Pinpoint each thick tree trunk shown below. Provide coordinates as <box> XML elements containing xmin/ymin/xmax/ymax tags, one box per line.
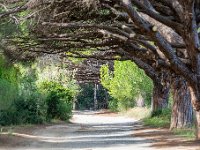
<box><xmin>170</xmin><ymin>76</ymin><xmax>193</xmax><ymax>129</ymax></box>
<box><xmin>151</xmin><ymin>70</ymin><xmax>170</xmax><ymax>113</ymax></box>
<box><xmin>151</xmin><ymin>81</ymin><xmax>170</xmax><ymax>112</ymax></box>
<box><xmin>189</xmin><ymin>85</ymin><xmax>200</xmax><ymax>140</ymax></box>
<box><xmin>195</xmin><ymin>111</ymin><xmax>200</xmax><ymax>139</ymax></box>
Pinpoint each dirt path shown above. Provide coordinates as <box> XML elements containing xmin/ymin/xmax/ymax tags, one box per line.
<box><xmin>0</xmin><ymin>111</ymin><xmax>200</xmax><ymax>150</ymax></box>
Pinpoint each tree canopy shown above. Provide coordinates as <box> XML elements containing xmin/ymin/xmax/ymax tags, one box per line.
<box><xmin>1</xmin><ymin>0</ymin><xmax>200</xmax><ymax>139</ymax></box>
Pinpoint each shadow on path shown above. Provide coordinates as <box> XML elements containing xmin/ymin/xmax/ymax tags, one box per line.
<box><xmin>133</xmin><ymin>126</ymin><xmax>200</xmax><ymax>150</ymax></box>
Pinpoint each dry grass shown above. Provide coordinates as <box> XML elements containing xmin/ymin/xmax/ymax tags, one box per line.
<box><xmin>120</xmin><ymin>107</ymin><xmax>151</xmax><ymax>120</ymax></box>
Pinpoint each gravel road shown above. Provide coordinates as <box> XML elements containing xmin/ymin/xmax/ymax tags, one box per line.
<box><xmin>15</xmin><ymin>111</ymin><xmax>153</xmax><ymax>150</ymax></box>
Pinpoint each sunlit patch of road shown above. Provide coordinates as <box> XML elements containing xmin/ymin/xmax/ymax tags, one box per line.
<box><xmin>0</xmin><ymin>111</ymin><xmax>155</xmax><ymax>150</ymax></box>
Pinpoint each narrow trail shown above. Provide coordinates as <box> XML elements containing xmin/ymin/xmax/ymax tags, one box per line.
<box><xmin>0</xmin><ymin>111</ymin><xmax>199</xmax><ymax>150</ymax></box>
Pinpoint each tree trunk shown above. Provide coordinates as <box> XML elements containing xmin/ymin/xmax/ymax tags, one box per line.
<box><xmin>195</xmin><ymin>111</ymin><xmax>200</xmax><ymax>139</ymax></box>
<box><xmin>170</xmin><ymin>76</ymin><xmax>193</xmax><ymax>129</ymax></box>
<box><xmin>94</xmin><ymin>83</ymin><xmax>98</xmax><ymax>110</ymax></box>
<box><xmin>151</xmin><ymin>81</ymin><xmax>170</xmax><ymax>112</ymax></box>
<box><xmin>136</xmin><ymin>93</ymin><xmax>145</xmax><ymax>107</ymax></box>
<box><xmin>189</xmin><ymin>85</ymin><xmax>200</xmax><ymax>140</ymax></box>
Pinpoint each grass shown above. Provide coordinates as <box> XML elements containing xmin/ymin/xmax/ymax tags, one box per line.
<box><xmin>142</xmin><ymin>108</ymin><xmax>196</xmax><ymax>139</ymax></box>
<box><xmin>143</xmin><ymin>109</ymin><xmax>171</xmax><ymax>128</ymax></box>
<box><xmin>120</xmin><ymin>107</ymin><xmax>151</xmax><ymax>120</ymax></box>
<box><xmin>143</xmin><ymin>116</ymin><xmax>170</xmax><ymax>128</ymax></box>
<box><xmin>172</xmin><ymin>128</ymin><xmax>195</xmax><ymax>139</ymax></box>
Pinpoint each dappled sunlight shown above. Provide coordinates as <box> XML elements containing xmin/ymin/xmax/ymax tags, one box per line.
<box><xmin>1</xmin><ymin>111</ymin><xmax>199</xmax><ymax>150</ymax></box>
<box><xmin>71</xmin><ymin>113</ymin><xmax>137</xmax><ymax>125</ymax></box>
<box><xmin>0</xmin><ymin>111</ymin><xmax>153</xmax><ymax>150</ymax></box>
<box><xmin>1</xmin><ymin>0</ymin><xmax>200</xmax><ymax>149</ymax></box>
<box><xmin>1</xmin><ymin>132</ymin><xmax>68</xmax><ymax>141</ymax></box>
<box><xmin>133</xmin><ymin>127</ymin><xmax>200</xmax><ymax>150</ymax></box>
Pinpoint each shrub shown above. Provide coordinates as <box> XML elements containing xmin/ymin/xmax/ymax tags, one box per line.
<box><xmin>0</xmin><ymin>94</ymin><xmax>47</xmax><ymax>126</ymax></box>
<box><xmin>108</xmin><ymin>98</ymin><xmax>119</xmax><ymax>112</ymax></box>
<box><xmin>14</xmin><ymin>95</ymin><xmax>47</xmax><ymax>124</ymax></box>
<box><xmin>0</xmin><ymin>109</ymin><xmax>19</xmax><ymax>126</ymax></box>
<box><xmin>0</xmin><ymin>79</ymin><xmax>18</xmax><ymax>111</ymax></box>
<box><xmin>41</xmin><ymin>81</ymin><xmax>73</xmax><ymax>121</ymax></box>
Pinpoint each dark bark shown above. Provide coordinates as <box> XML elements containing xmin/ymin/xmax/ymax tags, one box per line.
<box><xmin>152</xmin><ymin>81</ymin><xmax>170</xmax><ymax>112</ymax></box>
<box><xmin>170</xmin><ymin>76</ymin><xmax>193</xmax><ymax>129</ymax></box>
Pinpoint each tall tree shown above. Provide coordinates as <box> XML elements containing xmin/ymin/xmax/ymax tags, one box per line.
<box><xmin>1</xmin><ymin>0</ymin><xmax>200</xmax><ymax>138</ymax></box>
<box><xmin>170</xmin><ymin>76</ymin><xmax>193</xmax><ymax>129</ymax></box>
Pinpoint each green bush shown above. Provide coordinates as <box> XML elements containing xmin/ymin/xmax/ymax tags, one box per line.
<box><xmin>108</xmin><ymin>98</ymin><xmax>118</xmax><ymax>112</ymax></box>
<box><xmin>41</xmin><ymin>81</ymin><xmax>73</xmax><ymax>121</ymax></box>
<box><xmin>0</xmin><ymin>81</ymin><xmax>74</xmax><ymax>126</ymax></box>
<box><xmin>0</xmin><ymin>94</ymin><xmax>47</xmax><ymax>126</ymax></box>
<box><xmin>0</xmin><ymin>109</ymin><xmax>19</xmax><ymax>126</ymax></box>
<box><xmin>0</xmin><ymin>79</ymin><xmax>18</xmax><ymax>110</ymax></box>
<box><xmin>0</xmin><ymin>56</ymin><xmax>77</xmax><ymax>126</ymax></box>
<box><xmin>14</xmin><ymin>95</ymin><xmax>47</xmax><ymax>124</ymax></box>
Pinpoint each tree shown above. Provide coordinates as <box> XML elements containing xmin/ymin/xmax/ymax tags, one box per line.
<box><xmin>101</xmin><ymin>60</ymin><xmax>153</xmax><ymax>110</ymax></box>
<box><xmin>170</xmin><ymin>76</ymin><xmax>193</xmax><ymax>129</ymax></box>
<box><xmin>0</xmin><ymin>0</ymin><xmax>172</xmax><ymax>113</ymax></box>
<box><xmin>1</xmin><ymin>0</ymin><xmax>200</xmax><ymax>139</ymax></box>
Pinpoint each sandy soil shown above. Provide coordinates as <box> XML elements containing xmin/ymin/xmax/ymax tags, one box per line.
<box><xmin>0</xmin><ymin>111</ymin><xmax>199</xmax><ymax>150</ymax></box>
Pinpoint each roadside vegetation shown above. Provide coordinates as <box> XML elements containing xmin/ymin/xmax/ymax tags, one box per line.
<box><xmin>143</xmin><ymin>109</ymin><xmax>195</xmax><ymax>139</ymax></box>
<box><xmin>0</xmin><ymin>56</ymin><xmax>78</xmax><ymax>126</ymax></box>
<box><xmin>100</xmin><ymin>60</ymin><xmax>196</xmax><ymax>140</ymax></box>
<box><xmin>143</xmin><ymin>109</ymin><xmax>171</xmax><ymax>128</ymax></box>
<box><xmin>101</xmin><ymin>60</ymin><xmax>153</xmax><ymax>111</ymax></box>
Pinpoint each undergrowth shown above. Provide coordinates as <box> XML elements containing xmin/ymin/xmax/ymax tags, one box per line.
<box><xmin>142</xmin><ymin>108</ymin><xmax>195</xmax><ymax>139</ymax></box>
<box><xmin>143</xmin><ymin>109</ymin><xmax>171</xmax><ymax>128</ymax></box>
<box><xmin>173</xmin><ymin>128</ymin><xmax>195</xmax><ymax>139</ymax></box>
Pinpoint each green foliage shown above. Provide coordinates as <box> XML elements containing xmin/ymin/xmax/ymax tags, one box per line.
<box><xmin>17</xmin><ymin>63</ymin><xmax>39</xmax><ymax>97</ymax></box>
<box><xmin>0</xmin><ymin>92</ymin><xmax>47</xmax><ymax>126</ymax></box>
<box><xmin>143</xmin><ymin>109</ymin><xmax>171</xmax><ymax>128</ymax></box>
<box><xmin>76</xmin><ymin>83</ymin><xmax>95</xmax><ymax>110</ymax></box>
<box><xmin>76</xmin><ymin>83</ymin><xmax>109</xmax><ymax>110</ymax></box>
<box><xmin>0</xmin><ymin>61</ymin><xmax>46</xmax><ymax>126</ymax></box>
<box><xmin>101</xmin><ymin>60</ymin><xmax>153</xmax><ymax>111</ymax></box>
<box><xmin>40</xmin><ymin>81</ymin><xmax>73</xmax><ymax>121</ymax></box>
<box><xmin>108</xmin><ymin>98</ymin><xmax>118</xmax><ymax>112</ymax></box>
<box><xmin>0</xmin><ymin>56</ymin><xmax>77</xmax><ymax>125</ymax></box>
<box><xmin>0</xmin><ymin>79</ymin><xmax>18</xmax><ymax>110</ymax></box>
<box><xmin>14</xmin><ymin>94</ymin><xmax>47</xmax><ymax>124</ymax></box>
<box><xmin>143</xmin><ymin>108</ymin><xmax>195</xmax><ymax>139</ymax></box>
<box><xmin>36</xmin><ymin>59</ymin><xmax>79</xmax><ymax>97</ymax></box>
<box><xmin>0</xmin><ymin>21</ymin><xmax>18</xmax><ymax>39</ymax></box>
<box><xmin>0</xmin><ymin>109</ymin><xmax>19</xmax><ymax>126</ymax></box>
<box><xmin>0</xmin><ymin>56</ymin><xmax>19</xmax><ymax>110</ymax></box>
